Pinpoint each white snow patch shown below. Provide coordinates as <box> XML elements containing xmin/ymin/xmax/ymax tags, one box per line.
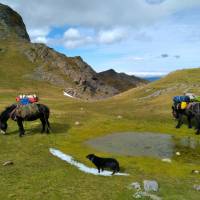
<box><xmin>63</xmin><ymin>91</ymin><xmax>74</xmax><ymax>98</ymax></box>
<box><xmin>49</xmin><ymin>148</ymin><xmax>129</xmax><ymax>176</ymax></box>
<box><xmin>161</xmin><ymin>158</ymin><xmax>172</xmax><ymax>163</ymax></box>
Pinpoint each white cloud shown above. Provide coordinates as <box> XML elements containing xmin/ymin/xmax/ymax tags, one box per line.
<box><xmin>64</xmin><ymin>28</ymin><xmax>81</xmax><ymax>39</ymax></box>
<box><xmin>2</xmin><ymin>0</ymin><xmax>200</xmax><ymax>36</ymax></box>
<box><xmin>98</xmin><ymin>28</ymin><xmax>127</xmax><ymax>44</ymax></box>
<box><xmin>49</xmin><ymin>27</ymin><xmax>128</xmax><ymax>49</ymax></box>
<box><xmin>58</xmin><ymin>28</ymin><xmax>93</xmax><ymax>49</ymax></box>
<box><xmin>32</xmin><ymin>36</ymin><xmax>48</xmax><ymax>43</ymax></box>
<box><xmin>28</xmin><ymin>27</ymin><xmax>50</xmax><ymax>43</ymax></box>
<box><xmin>126</xmin><ymin>56</ymin><xmax>145</xmax><ymax>61</ymax></box>
<box><xmin>128</xmin><ymin>71</ymin><xmax>168</xmax><ymax>77</ymax></box>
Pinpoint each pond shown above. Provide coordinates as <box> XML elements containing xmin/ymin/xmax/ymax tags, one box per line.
<box><xmin>86</xmin><ymin>132</ymin><xmax>200</xmax><ymax>163</ymax></box>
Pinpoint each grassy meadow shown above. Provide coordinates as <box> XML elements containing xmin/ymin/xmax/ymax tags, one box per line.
<box><xmin>1</xmin><ymin>42</ymin><xmax>200</xmax><ymax>200</ymax></box>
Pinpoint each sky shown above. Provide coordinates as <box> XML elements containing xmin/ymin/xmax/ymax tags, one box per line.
<box><xmin>1</xmin><ymin>0</ymin><xmax>200</xmax><ymax>77</ymax></box>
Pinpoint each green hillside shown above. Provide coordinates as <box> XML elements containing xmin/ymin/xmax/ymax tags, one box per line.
<box><xmin>1</xmin><ymin>40</ymin><xmax>200</xmax><ymax>200</ymax></box>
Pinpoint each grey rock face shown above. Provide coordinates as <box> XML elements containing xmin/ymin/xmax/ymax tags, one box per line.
<box><xmin>0</xmin><ymin>3</ymin><xmax>30</xmax><ymax>41</ymax></box>
<box><xmin>22</xmin><ymin>43</ymin><xmax>118</xmax><ymax>99</ymax></box>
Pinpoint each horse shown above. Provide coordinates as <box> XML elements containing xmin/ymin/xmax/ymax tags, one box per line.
<box><xmin>172</xmin><ymin>102</ymin><xmax>200</xmax><ymax>135</ymax></box>
<box><xmin>0</xmin><ymin>104</ymin><xmax>50</xmax><ymax>137</ymax></box>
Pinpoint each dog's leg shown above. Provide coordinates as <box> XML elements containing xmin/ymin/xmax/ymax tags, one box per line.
<box><xmin>111</xmin><ymin>170</ymin><xmax>116</xmax><ymax>175</ymax></box>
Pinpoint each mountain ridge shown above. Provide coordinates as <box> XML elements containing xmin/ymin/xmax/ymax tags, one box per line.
<box><xmin>0</xmin><ymin>3</ymin><xmax>148</xmax><ymax>99</ymax></box>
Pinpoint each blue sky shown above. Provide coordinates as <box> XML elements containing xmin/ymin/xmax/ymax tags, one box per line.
<box><xmin>2</xmin><ymin>0</ymin><xmax>200</xmax><ymax>76</ymax></box>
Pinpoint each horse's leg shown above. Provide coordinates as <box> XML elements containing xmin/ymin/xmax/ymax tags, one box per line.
<box><xmin>40</xmin><ymin>117</ymin><xmax>46</xmax><ymax>133</ymax></box>
<box><xmin>176</xmin><ymin>114</ymin><xmax>183</xmax><ymax>128</ymax></box>
<box><xmin>43</xmin><ymin>113</ymin><xmax>50</xmax><ymax>133</ymax></box>
<box><xmin>195</xmin><ymin>115</ymin><xmax>200</xmax><ymax>135</ymax></box>
<box><xmin>187</xmin><ymin>115</ymin><xmax>192</xmax><ymax>129</ymax></box>
<box><xmin>46</xmin><ymin>118</ymin><xmax>50</xmax><ymax>133</ymax></box>
<box><xmin>16</xmin><ymin>118</ymin><xmax>25</xmax><ymax>137</ymax></box>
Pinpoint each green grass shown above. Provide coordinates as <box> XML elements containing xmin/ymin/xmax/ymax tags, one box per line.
<box><xmin>0</xmin><ymin>41</ymin><xmax>200</xmax><ymax>199</ymax></box>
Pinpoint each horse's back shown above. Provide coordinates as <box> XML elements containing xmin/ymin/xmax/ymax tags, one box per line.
<box><xmin>188</xmin><ymin>102</ymin><xmax>200</xmax><ymax>115</ymax></box>
<box><xmin>15</xmin><ymin>103</ymin><xmax>50</xmax><ymax>119</ymax></box>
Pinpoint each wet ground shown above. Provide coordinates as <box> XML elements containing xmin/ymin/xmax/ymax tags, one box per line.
<box><xmin>86</xmin><ymin>132</ymin><xmax>200</xmax><ymax>163</ymax></box>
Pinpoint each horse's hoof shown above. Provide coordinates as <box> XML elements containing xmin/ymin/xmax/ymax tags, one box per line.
<box><xmin>176</xmin><ymin>126</ymin><xmax>180</xmax><ymax>129</ymax></box>
<box><xmin>195</xmin><ymin>132</ymin><xmax>200</xmax><ymax>135</ymax></box>
<box><xmin>19</xmin><ymin>133</ymin><xmax>25</xmax><ymax>137</ymax></box>
<box><xmin>188</xmin><ymin>126</ymin><xmax>192</xmax><ymax>129</ymax></box>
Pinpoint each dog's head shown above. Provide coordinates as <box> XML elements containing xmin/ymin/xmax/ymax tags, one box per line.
<box><xmin>86</xmin><ymin>154</ymin><xmax>95</xmax><ymax>161</ymax></box>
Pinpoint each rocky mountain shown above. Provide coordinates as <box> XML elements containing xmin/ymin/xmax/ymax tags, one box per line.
<box><xmin>0</xmin><ymin>3</ymin><xmax>148</xmax><ymax>99</ymax></box>
<box><xmin>0</xmin><ymin>3</ymin><xmax>30</xmax><ymax>41</ymax></box>
<box><xmin>98</xmin><ymin>69</ymin><xmax>148</xmax><ymax>92</ymax></box>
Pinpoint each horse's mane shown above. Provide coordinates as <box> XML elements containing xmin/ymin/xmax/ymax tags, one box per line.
<box><xmin>0</xmin><ymin>104</ymin><xmax>17</xmax><ymax>120</ymax></box>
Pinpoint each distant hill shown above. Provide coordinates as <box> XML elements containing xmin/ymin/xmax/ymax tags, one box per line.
<box><xmin>98</xmin><ymin>69</ymin><xmax>148</xmax><ymax>92</ymax></box>
<box><xmin>143</xmin><ymin>76</ymin><xmax>163</xmax><ymax>82</ymax></box>
<box><xmin>0</xmin><ymin>3</ymin><xmax>148</xmax><ymax>100</ymax></box>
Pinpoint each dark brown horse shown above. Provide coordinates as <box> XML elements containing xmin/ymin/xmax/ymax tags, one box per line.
<box><xmin>172</xmin><ymin>102</ymin><xmax>200</xmax><ymax>135</ymax></box>
<box><xmin>0</xmin><ymin>104</ymin><xmax>50</xmax><ymax>137</ymax></box>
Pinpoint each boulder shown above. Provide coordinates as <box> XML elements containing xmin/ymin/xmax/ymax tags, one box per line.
<box><xmin>143</xmin><ymin>180</ymin><xmax>159</xmax><ymax>192</ymax></box>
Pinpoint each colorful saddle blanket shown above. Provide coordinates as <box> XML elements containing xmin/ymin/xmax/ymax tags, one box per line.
<box><xmin>14</xmin><ymin>103</ymin><xmax>39</xmax><ymax>118</ymax></box>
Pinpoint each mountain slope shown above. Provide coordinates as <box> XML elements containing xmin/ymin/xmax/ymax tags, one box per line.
<box><xmin>98</xmin><ymin>69</ymin><xmax>148</xmax><ymax>92</ymax></box>
<box><xmin>0</xmin><ymin>3</ymin><xmax>147</xmax><ymax>99</ymax></box>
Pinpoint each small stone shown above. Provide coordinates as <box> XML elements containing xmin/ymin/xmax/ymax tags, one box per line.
<box><xmin>3</xmin><ymin>161</ymin><xmax>14</xmax><ymax>166</ymax></box>
<box><xmin>117</xmin><ymin>115</ymin><xmax>122</xmax><ymax>119</ymax></box>
<box><xmin>80</xmin><ymin>107</ymin><xmax>84</xmax><ymax>111</ymax></box>
<box><xmin>192</xmin><ymin>170</ymin><xmax>200</xmax><ymax>174</ymax></box>
<box><xmin>133</xmin><ymin>191</ymin><xmax>162</xmax><ymax>200</ymax></box>
<box><xmin>193</xmin><ymin>184</ymin><xmax>200</xmax><ymax>191</ymax></box>
<box><xmin>161</xmin><ymin>158</ymin><xmax>172</xmax><ymax>163</ymax></box>
<box><xmin>133</xmin><ymin>191</ymin><xmax>143</xmax><ymax>199</ymax></box>
<box><xmin>143</xmin><ymin>180</ymin><xmax>159</xmax><ymax>192</ymax></box>
<box><xmin>130</xmin><ymin>182</ymin><xmax>141</xmax><ymax>190</ymax></box>
<box><xmin>176</xmin><ymin>152</ymin><xmax>181</xmax><ymax>156</ymax></box>
<box><xmin>75</xmin><ymin>121</ymin><xmax>80</xmax><ymax>126</ymax></box>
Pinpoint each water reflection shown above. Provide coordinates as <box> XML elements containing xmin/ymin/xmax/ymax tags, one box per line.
<box><xmin>86</xmin><ymin>132</ymin><xmax>200</xmax><ymax>163</ymax></box>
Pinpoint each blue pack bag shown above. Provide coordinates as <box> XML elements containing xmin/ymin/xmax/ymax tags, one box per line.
<box><xmin>173</xmin><ymin>96</ymin><xmax>190</xmax><ymax>103</ymax></box>
<box><xmin>20</xmin><ymin>97</ymin><xmax>30</xmax><ymax>105</ymax></box>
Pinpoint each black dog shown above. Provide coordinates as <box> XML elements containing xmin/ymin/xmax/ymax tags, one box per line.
<box><xmin>86</xmin><ymin>154</ymin><xmax>120</xmax><ymax>175</ymax></box>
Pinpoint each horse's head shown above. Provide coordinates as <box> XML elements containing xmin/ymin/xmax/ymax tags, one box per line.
<box><xmin>172</xmin><ymin>104</ymin><xmax>180</xmax><ymax>119</ymax></box>
<box><xmin>0</xmin><ymin>118</ymin><xmax>7</xmax><ymax>134</ymax></box>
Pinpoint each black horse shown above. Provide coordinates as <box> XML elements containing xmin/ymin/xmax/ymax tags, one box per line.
<box><xmin>172</xmin><ymin>102</ymin><xmax>200</xmax><ymax>135</ymax></box>
<box><xmin>0</xmin><ymin>104</ymin><xmax>50</xmax><ymax>137</ymax></box>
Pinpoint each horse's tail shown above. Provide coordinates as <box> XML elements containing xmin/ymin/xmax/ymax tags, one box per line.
<box><xmin>43</xmin><ymin>105</ymin><xmax>51</xmax><ymax>132</ymax></box>
<box><xmin>189</xmin><ymin>103</ymin><xmax>200</xmax><ymax>116</ymax></box>
<box><xmin>37</xmin><ymin>104</ymin><xmax>51</xmax><ymax>132</ymax></box>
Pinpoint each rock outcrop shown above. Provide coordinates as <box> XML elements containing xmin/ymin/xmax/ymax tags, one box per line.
<box><xmin>98</xmin><ymin>69</ymin><xmax>148</xmax><ymax>92</ymax></box>
<box><xmin>0</xmin><ymin>3</ymin><xmax>30</xmax><ymax>41</ymax></box>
